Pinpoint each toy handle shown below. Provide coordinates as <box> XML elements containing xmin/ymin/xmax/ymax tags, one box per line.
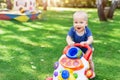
<box><xmin>74</xmin><ymin>43</ymin><xmax>92</xmax><ymax>61</ymax></box>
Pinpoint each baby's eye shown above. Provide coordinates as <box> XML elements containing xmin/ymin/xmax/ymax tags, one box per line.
<box><xmin>80</xmin><ymin>22</ymin><xmax>84</xmax><ymax>24</ymax></box>
<box><xmin>74</xmin><ymin>21</ymin><xmax>78</xmax><ymax>24</ymax></box>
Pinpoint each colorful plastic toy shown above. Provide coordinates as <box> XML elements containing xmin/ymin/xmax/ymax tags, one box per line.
<box><xmin>46</xmin><ymin>43</ymin><xmax>93</xmax><ymax>80</ymax></box>
<box><xmin>0</xmin><ymin>0</ymin><xmax>41</xmax><ymax>22</ymax></box>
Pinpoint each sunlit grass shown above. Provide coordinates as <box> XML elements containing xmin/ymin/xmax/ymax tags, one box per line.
<box><xmin>0</xmin><ymin>8</ymin><xmax>120</xmax><ymax>80</ymax></box>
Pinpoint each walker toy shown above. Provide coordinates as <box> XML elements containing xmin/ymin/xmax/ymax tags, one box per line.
<box><xmin>46</xmin><ymin>43</ymin><xmax>93</xmax><ymax>80</ymax></box>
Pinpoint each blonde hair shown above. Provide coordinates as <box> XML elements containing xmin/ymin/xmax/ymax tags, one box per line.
<box><xmin>73</xmin><ymin>11</ymin><xmax>88</xmax><ymax>21</ymax></box>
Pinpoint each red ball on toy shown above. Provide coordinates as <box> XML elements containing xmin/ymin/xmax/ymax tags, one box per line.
<box><xmin>85</xmin><ymin>69</ymin><xmax>93</xmax><ymax>78</ymax></box>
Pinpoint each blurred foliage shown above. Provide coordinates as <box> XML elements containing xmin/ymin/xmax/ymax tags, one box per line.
<box><xmin>0</xmin><ymin>0</ymin><xmax>120</xmax><ymax>8</ymax></box>
<box><xmin>38</xmin><ymin>0</ymin><xmax>120</xmax><ymax>8</ymax></box>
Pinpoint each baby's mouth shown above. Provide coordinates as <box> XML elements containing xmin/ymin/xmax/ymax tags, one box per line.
<box><xmin>77</xmin><ymin>27</ymin><xmax>81</xmax><ymax>30</ymax></box>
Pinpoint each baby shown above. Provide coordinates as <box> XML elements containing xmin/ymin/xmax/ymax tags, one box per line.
<box><xmin>66</xmin><ymin>11</ymin><xmax>95</xmax><ymax>79</ymax></box>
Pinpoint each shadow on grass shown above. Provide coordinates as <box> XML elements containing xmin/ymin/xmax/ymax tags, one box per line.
<box><xmin>0</xmin><ymin>9</ymin><xmax>120</xmax><ymax>80</ymax></box>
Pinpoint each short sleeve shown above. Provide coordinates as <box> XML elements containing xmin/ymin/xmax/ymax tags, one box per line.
<box><xmin>85</xmin><ymin>27</ymin><xmax>92</xmax><ymax>37</ymax></box>
<box><xmin>68</xmin><ymin>27</ymin><xmax>75</xmax><ymax>37</ymax></box>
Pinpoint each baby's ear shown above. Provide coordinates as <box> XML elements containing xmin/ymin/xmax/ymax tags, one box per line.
<box><xmin>85</xmin><ymin>22</ymin><xmax>88</xmax><ymax>26</ymax></box>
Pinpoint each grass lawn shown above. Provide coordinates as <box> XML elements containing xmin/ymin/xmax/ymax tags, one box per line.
<box><xmin>0</xmin><ymin>8</ymin><xmax>120</xmax><ymax>80</ymax></box>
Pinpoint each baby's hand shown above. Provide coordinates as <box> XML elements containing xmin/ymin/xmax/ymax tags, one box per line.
<box><xmin>68</xmin><ymin>41</ymin><xmax>75</xmax><ymax>46</ymax></box>
<box><xmin>80</xmin><ymin>41</ymin><xmax>88</xmax><ymax>46</ymax></box>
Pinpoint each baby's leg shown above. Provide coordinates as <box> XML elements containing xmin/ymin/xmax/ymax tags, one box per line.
<box><xmin>89</xmin><ymin>54</ymin><xmax>95</xmax><ymax>71</ymax></box>
<box><xmin>89</xmin><ymin>50</ymin><xmax>95</xmax><ymax>78</ymax></box>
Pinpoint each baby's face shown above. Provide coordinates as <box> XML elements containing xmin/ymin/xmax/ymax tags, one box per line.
<box><xmin>73</xmin><ymin>16</ymin><xmax>87</xmax><ymax>33</ymax></box>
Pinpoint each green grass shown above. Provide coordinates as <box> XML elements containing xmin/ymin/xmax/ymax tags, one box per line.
<box><xmin>0</xmin><ymin>8</ymin><xmax>120</xmax><ymax>80</ymax></box>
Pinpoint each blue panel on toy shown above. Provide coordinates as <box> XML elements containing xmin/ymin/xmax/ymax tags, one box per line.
<box><xmin>66</xmin><ymin>47</ymin><xmax>83</xmax><ymax>59</ymax></box>
<box><xmin>61</xmin><ymin>70</ymin><xmax>69</xmax><ymax>79</ymax></box>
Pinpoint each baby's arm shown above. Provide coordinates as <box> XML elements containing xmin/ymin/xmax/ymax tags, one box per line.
<box><xmin>86</xmin><ymin>36</ymin><xmax>93</xmax><ymax>45</ymax></box>
<box><xmin>66</xmin><ymin>35</ymin><xmax>75</xmax><ymax>46</ymax></box>
<box><xmin>80</xmin><ymin>36</ymin><xmax>93</xmax><ymax>45</ymax></box>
